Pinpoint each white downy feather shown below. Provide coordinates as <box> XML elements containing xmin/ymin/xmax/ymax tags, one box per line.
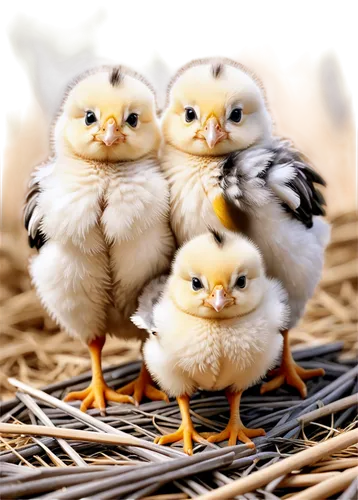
<box><xmin>144</xmin><ymin>276</ymin><xmax>287</xmax><ymax>398</ymax></box>
<box><xmin>31</xmin><ymin>154</ymin><xmax>174</xmax><ymax>344</ymax></box>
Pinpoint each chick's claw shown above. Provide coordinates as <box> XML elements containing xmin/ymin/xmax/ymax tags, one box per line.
<box><xmin>204</xmin><ymin>390</ymin><xmax>265</xmax><ymax>448</ymax></box>
<box><xmin>64</xmin><ymin>380</ymin><xmax>134</xmax><ymax>414</ymax></box>
<box><xmin>261</xmin><ymin>330</ymin><xmax>325</xmax><ymax>399</ymax></box>
<box><xmin>154</xmin><ymin>394</ymin><xmax>207</xmax><ymax>455</ymax></box>
<box><xmin>155</xmin><ymin>425</ymin><xmax>207</xmax><ymax>455</ymax></box>
<box><xmin>116</xmin><ymin>364</ymin><xmax>169</xmax><ymax>405</ymax></box>
<box><xmin>261</xmin><ymin>361</ymin><xmax>325</xmax><ymax>399</ymax></box>
<box><xmin>206</xmin><ymin>425</ymin><xmax>265</xmax><ymax>448</ymax></box>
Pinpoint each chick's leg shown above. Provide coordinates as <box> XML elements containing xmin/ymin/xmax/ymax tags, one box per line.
<box><xmin>206</xmin><ymin>390</ymin><xmax>265</xmax><ymax>448</ymax></box>
<box><xmin>155</xmin><ymin>394</ymin><xmax>206</xmax><ymax>455</ymax></box>
<box><xmin>116</xmin><ymin>351</ymin><xmax>169</xmax><ymax>405</ymax></box>
<box><xmin>260</xmin><ymin>329</ymin><xmax>325</xmax><ymax>398</ymax></box>
<box><xmin>64</xmin><ymin>336</ymin><xmax>134</xmax><ymax>414</ymax></box>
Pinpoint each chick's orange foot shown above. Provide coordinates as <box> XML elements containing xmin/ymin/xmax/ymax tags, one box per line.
<box><xmin>64</xmin><ymin>379</ymin><xmax>134</xmax><ymax>414</ymax></box>
<box><xmin>205</xmin><ymin>423</ymin><xmax>265</xmax><ymax>449</ymax></box>
<box><xmin>154</xmin><ymin>394</ymin><xmax>207</xmax><ymax>455</ymax></box>
<box><xmin>260</xmin><ymin>363</ymin><xmax>325</xmax><ymax>399</ymax></box>
<box><xmin>260</xmin><ymin>330</ymin><xmax>325</xmax><ymax>398</ymax></box>
<box><xmin>204</xmin><ymin>390</ymin><xmax>265</xmax><ymax>448</ymax></box>
<box><xmin>155</xmin><ymin>424</ymin><xmax>206</xmax><ymax>456</ymax></box>
<box><xmin>116</xmin><ymin>363</ymin><xmax>169</xmax><ymax>405</ymax></box>
<box><xmin>64</xmin><ymin>336</ymin><xmax>134</xmax><ymax>414</ymax></box>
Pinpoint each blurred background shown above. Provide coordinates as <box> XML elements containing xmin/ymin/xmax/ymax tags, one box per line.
<box><xmin>1</xmin><ymin>1</ymin><xmax>356</xmax><ymax>399</ymax></box>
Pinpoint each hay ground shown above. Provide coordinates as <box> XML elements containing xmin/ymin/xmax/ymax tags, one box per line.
<box><xmin>0</xmin><ymin>342</ymin><xmax>357</xmax><ymax>499</ymax></box>
<box><xmin>0</xmin><ymin>210</ymin><xmax>357</xmax><ymax>499</ymax></box>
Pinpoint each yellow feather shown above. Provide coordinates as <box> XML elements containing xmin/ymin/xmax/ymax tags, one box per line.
<box><xmin>212</xmin><ymin>195</ymin><xmax>246</xmax><ymax>233</ymax></box>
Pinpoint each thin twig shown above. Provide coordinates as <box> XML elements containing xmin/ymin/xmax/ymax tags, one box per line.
<box><xmin>7</xmin><ymin>377</ymin><xmax>183</xmax><ymax>460</ymax></box>
<box><xmin>337</xmin><ymin>477</ymin><xmax>358</xmax><ymax>500</ymax></box>
<box><xmin>313</xmin><ymin>458</ymin><xmax>358</xmax><ymax>473</ymax></box>
<box><xmin>142</xmin><ymin>494</ymin><xmax>188</xmax><ymax>500</ymax></box>
<box><xmin>298</xmin><ymin>394</ymin><xmax>358</xmax><ymax>425</ymax></box>
<box><xmin>195</xmin><ymin>430</ymin><xmax>358</xmax><ymax>499</ymax></box>
<box><xmin>0</xmin><ymin>437</ymin><xmax>35</xmax><ymax>468</ymax></box>
<box><xmin>16</xmin><ymin>393</ymin><xmax>87</xmax><ymax>467</ymax></box>
<box><xmin>30</xmin><ymin>437</ymin><xmax>66</xmax><ymax>467</ymax></box>
<box><xmin>37</xmin><ymin>449</ymin><xmax>235</xmax><ymax>500</ymax></box>
<box><xmin>278</xmin><ymin>472</ymin><xmax>339</xmax><ymax>488</ymax></box>
<box><xmin>0</xmin><ymin>423</ymin><xmax>157</xmax><ymax>449</ymax></box>
<box><xmin>289</xmin><ymin>466</ymin><xmax>358</xmax><ymax>500</ymax></box>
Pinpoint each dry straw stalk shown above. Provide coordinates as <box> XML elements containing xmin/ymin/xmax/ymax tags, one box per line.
<box><xmin>196</xmin><ymin>430</ymin><xmax>358</xmax><ymax>499</ymax></box>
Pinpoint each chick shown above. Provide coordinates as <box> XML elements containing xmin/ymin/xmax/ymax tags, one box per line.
<box><xmin>133</xmin><ymin>230</ymin><xmax>288</xmax><ymax>454</ymax></box>
<box><xmin>24</xmin><ymin>66</ymin><xmax>175</xmax><ymax>412</ymax></box>
<box><xmin>161</xmin><ymin>58</ymin><xmax>330</xmax><ymax>398</ymax></box>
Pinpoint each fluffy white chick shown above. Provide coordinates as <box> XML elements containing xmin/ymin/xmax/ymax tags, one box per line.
<box><xmin>24</xmin><ymin>66</ymin><xmax>175</xmax><ymax>413</ymax></box>
<box><xmin>161</xmin><ymin>57</ymin><xmax>330</xmax><ymax>398</ymax></box>
<box><xmin>133</xmin><ymin>230</ymin><xmax>287</xmax><ymax>454</ymax></box>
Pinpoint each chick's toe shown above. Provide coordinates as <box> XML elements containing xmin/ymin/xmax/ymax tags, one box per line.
<box><xmin>207</xmin><ymin>425</ymin><xmax>265</xmax><ymax>449</ymax></box>
<box><xmin>155</xmin><ymin>425</ymin><xmax>207</xmax><ymax>456</ymax></box>
<box><xmin>261</xmin><ymin>330</ymin><xmax>325</xmax><ymax>398</ymax></box>
<box><xmin>64</xmin><ymin>381</ymin><xmax>134</xmax><ymax>414</ymax></box>
<box><xmin>117</xmin><ymin>363</ymin><xmax>169</xmax><ymax>405</ymax></box>
<box><xmin>206</xmin><ymin>390</ymin><xmax>265</xmax><ymax>448</ymax></box>
<box><xmin>64</xmin><ymin>336</ymin><xmax>134</xmax><ymax>414</ymax></box>
<box><xmin>154</xmin><ymin>394</ymin><xmax>207</xmax><ymax>455</ymax></box>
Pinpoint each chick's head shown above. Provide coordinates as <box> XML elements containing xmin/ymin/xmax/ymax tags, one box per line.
<box><xmin>169</xmin><ymin>230</ymin><xmax>265</xmax><ymax>320</ymax></box>
<box><xmin>162</xmin><ymin>58</ymin><xmax>271</xmax><ymax>156</ymax></box>
<box><xmin>55</xmin><ymin>67</ymin><xmax>160</xmax><ymax>162</ymax></box>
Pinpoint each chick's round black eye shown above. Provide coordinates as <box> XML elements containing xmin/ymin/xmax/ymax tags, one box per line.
<box><xmin>191</xmin><ymin>277</ymin><xmax>203</xmax><ymax>291</ymax></box>
<box><xmin>235</xmin><ymin>275</ymin><xmax>246</xmax><ymax>289</ymax></box>
<box><xmin>85</xmin><ymin>111</ymin><xmax>97</xmax><ymax>125</ymax></box>
<box><xmin>229</xmin><ymin>108</ymin><xmax>242</xmax><ymax>123</ymax></box>
<box><xmin>185</xmin><ymin>107</ymin><xmax>197</xmax><ymax>123</ymax></box>
<box><xmin>126</xmin><ymin>113</ymin><xmax>138</xmax><ymax>128</ymax></box>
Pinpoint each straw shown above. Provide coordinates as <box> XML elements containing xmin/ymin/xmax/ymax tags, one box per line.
<box><xmin>0</xmin><ymin>211</ymin><xmax>357</xmax><ymax>498</ymax></box>
<box><xmin>195</xmin><ymin>430</ymin><xmax>358</xmax><ymax>499</ymax></box>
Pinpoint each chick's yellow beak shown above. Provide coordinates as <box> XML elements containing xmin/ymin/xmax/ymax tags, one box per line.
<box><xmin>98</xmin><ymin>118</ymin><xmax>125</xmax><ymax>147</ymax></box>
<box><xmin>205</xmin><ymin>285</ymin><xmax>234</xmax><ymax>312</ymax></box>
<box><xmin>202</xmin><ymin>116</ymin><xmax>227</xmax><ymax>149</ymax></box>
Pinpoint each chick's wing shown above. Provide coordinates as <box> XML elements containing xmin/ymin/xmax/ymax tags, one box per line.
<box><xmin>131</xmin><ymin>275</ymin><xmax>168</xmax><ymax>333</ymax></box>
<box><xmin>24</xmin><ymin>161</ymin><xmax>55</xmax><ymax>250</ymax></box>
<box><xmin>218</xmin><ymin>138</ymin><xmax>326</xmax><ymax>229</ymax></box>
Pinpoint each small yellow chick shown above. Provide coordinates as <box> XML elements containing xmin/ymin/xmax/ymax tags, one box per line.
<box><xmin>133</xmin><ymin>230</ymin><xmax>288</xmax><ymax>454</ymax></box>
<box><xmin>24</xmin><ymin>66</ymin><xmax>175</xmax><ymax>412</ymax></box>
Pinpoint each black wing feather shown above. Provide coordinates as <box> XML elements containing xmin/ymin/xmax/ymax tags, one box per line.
<box><xmin>23</xmin><ymin>173</ymin><xmax>47</xmax><ymax>251</ymax></box>
<box><xmin>264</xmin><ymin>140</ymin><xmax>327</xmax><ymax>228</ymax></box>
<box><xmin>220</xmin><ymin>138</ymin><xmax>327</xmax><ymax>230</ymax></box>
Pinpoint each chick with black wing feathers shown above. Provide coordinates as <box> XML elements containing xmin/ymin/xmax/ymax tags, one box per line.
<box><xmin>160</xmin><ymin>58</ymin><xmax>330</xmax><ymax>398</ymax></box>
<box><xmin>24</xmin><ymin>66</ymin><xmax>175</xmax><ymax>412</ymax></box>
<box><xmin>219</xmin><ymin>139</ymin><xmax>330</xmax><ymax>396</ymax></box>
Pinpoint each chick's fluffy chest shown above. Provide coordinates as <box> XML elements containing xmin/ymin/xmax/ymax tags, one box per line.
<box><xmin>154</xmin><ymin>299</ymin><xmax>274</xmax><ymax>393</ymax></box>
<box><xmin>38</xmin><ymin>155</ymin><xmax>172</xmax><ymax>319</ymax></box>
<box><xmin>161</xmin><ymin>145</ymin><xmax>223</xmax><ymax>245</ymax></box>
<box><xmin>175</xmin><ymin>318</ymin><xmax>242</xmax><ymax>391</ymax></box>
